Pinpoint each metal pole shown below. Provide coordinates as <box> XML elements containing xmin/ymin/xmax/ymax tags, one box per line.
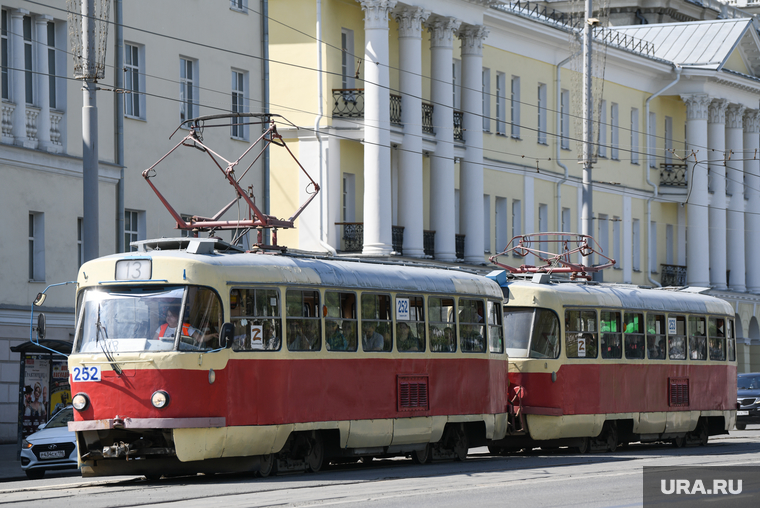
<box><xmin>115</xmin><ymin>0</ymin><xmax>124</xmax><ymax>253</ymax></box>
<box><xmin>581</xmin><ymin>0</ymin><xmax>593</xmax><ymax>239</ymax></box>
<box><xmin>262</xmin><ymin>0</ymin><xmax>270</xmax><ymax>244</ymax></box>
<box><xmin>82</xmin><ymin>0</ymin><xmax>99</xmax><ymax>262</ymax></box>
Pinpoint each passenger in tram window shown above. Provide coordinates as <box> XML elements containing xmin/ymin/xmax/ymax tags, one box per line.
<box><xmin>443</xmin><ymin>327</ymin><xmax>455</xmax><ymax>351</ymax></box>
<box><xmin>153</xmin><ymin>306</ymin><xmax>218</xmax><ymax>344</ymax></box>
<box><xmin>647</xmin><ymin>336</ymin><xmax>665</xmax><ymax>359</ymax></box>
<box><xmin>262</xmin><ymin>320</ymin><xmax>281</xmax><ymax>350</ymax></box>
<box><xmin>326</xmin><ymin>320</ymin><xmax>348</xmax><ymax>351</ymax></box>
<box><xmin>397</xmin><ymin>322</ymin><xmax>417</xmax><ymax>351</ymax></box>
<box><xmin>362</xmin><ymin>321</ymin><xmax>385</xmax><ymax>351</ymax></box>
<box><xmin>709</xmin><ymin>339</ymin><xmax>725</xmax><ymax>361</ymax></box>
<box><xmin>288</xmin><ymin>319</ymin><xmax>319</xmax><ymax>351</ymax></box>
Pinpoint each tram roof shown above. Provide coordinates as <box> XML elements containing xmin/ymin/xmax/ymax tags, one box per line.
<box><xmin>506</xmin><ymin>280</ymin><xmax>734</xmax><ymax>316</ymax></box>
<box><xmin>92</xmin><ymin>243</ymin><xmax>504</xmax><ymax>299</ymax></box>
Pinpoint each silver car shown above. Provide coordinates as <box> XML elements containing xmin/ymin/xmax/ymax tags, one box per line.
<box><xmin>20</xmin><ymin>406</ymin><xmax>78</xmax><ymax>479</ymax></box>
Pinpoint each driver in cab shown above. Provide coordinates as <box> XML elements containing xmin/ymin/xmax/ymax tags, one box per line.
<box><xmin>153</xmin><ymin>306</ymin><xmax>218</xmax><ymax>344</ymax></box>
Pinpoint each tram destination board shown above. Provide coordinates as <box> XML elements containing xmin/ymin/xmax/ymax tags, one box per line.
<box><xmin>643</xmin><ymin>466</ymin><xmax>760</xmax><ymax>507</ymax></box>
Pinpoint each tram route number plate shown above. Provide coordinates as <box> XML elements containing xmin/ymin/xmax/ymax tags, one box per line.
<box><xmin>72</xmin><ymin>365</ymin><xmax>101</xmax><ymax>382</ymax></box>
<box><xmin>737</xmin><ymin>411</ymin><xmax>749</xmax><ymax>416</ymax></box>
<box><xmin>396</xmin><ymin>298</ymin><xmax>410</xmax><ymax>321</ymax></box>
<box><xmin>40</xmin><ymin>450</ymin><xmax>65</xmax><ymax>459</ymax></box>
<box><xmin>115</xmin><ymin>259</ymin><xmax>152</xmax><ymax>280</ymax></box>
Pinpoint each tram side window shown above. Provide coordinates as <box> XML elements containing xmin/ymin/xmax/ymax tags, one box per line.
<box><xmin>688</xmin><ymin>315</ymin><xmax>707</xmax><ymax>360</ymax></box>
<box><xmin>708</xmin><ymin>317</ymin><xmax>726</xmax><ymax>361</ymax></box>
<box><xmin>325</xmin><ymin>291</ymin><xmax>357</xmax><ymax>352</ymax></box>
<box><xmin>624</xmin><ymin>313</ymin><xmax>645</xmax><ymax>359</ymax></box>
<box><xmin>361</xmin><ymin>293</ymin><xmax>393</xmax><ymax>352</ymax></box>
<box><xmin>565</xmin><ymin>310</ymin><xmax>598</xmax><ymax>358</ymax></box>
<box><xmin>286</xmin><ymin>290</ymin><xmax>321</xmax><ymax>351</ymax></box>
<box><xmin>728</xmin><ymin>319</ymin><xmax>736</xmax><ymax>362</ymax></box>
<box><xmin>530</xmin><ymin>309</ymin><xmax>560</xmax><ymax>359</ymax></box>
<box><xmin>505</xmin><ymin>308</ymin><xmax>534</xmax><ymax>357</ymax></box>
<box><xmin>180</xmin><ymin>287</ymin><xmax>223</xmax><ymax>351</ymax></box>
<box><xmin>668</xmin><ymin>315</ymin><xmax>687</xmax><ymax>360</ymax></box>
<box><xmin>600</xmin><ymin>311</ymin><xmax>622</xmax><ymax>359</ymax></box>
<box><xmin>395</xmin><ymin>295</ymin><xmax>425</xmax><ymax>352</ymax></box>
<box><xmin>646</xmin><ymin>314</ymin><xmax>666</xmax><ymax>360</ymax></box>
<box><xmin>488</xmin><ymin>301</ymin><xmax>505</xmax><ymax>354</ymax></box>
<box><xmin>459</xmin><ymin>298</ymin><xmax>485</xmax><ymax>352</ymax></box>
<box><xmin>229</xmin><ymin>288</ymin><xmax>281</xmax><ymax>351</ymax></box>
<box><xmin>429</xmin><ymin>297</ymin><xmax>456</xmax><ymax>352</ymax></box>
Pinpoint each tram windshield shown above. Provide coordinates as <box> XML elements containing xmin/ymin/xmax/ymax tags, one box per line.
<box><xmin>505</xmin><ymin>307</ymin><xmax>561</xmax><ymax>359</ymax></box>
<box><xmin>74</xmin><ymin>286</ymin><xmax>222</xmax><ymax>353</ymax></box>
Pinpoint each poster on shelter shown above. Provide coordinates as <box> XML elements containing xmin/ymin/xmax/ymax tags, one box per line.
<box><xmin>22</xmin><ymin>357</ymin><xmax>49</xmax><ymax>438</ymax></box>
<box><xmin>49</xmin><ymin>359</ymin><xmax>70</xmax><ymax>417</ymax></box>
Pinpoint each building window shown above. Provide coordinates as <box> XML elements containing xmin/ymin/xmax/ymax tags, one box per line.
<box><xmin>598</xmin><ymin>214</ymin><xmax>608</xmax><ymax>265</ymax></box>
<box><xmin>648</xmin><ymin>111</ymin><xmax>656</xmax><ymax>167</ymax></box>
<box><xmin>495</xmin><ymin>197</ymin><xmax>507</xmax><ymax>253</ymax></box>
<box><xmin>341</xmin><ymin>28</ymin><xmax>354</xmax><ymax>89</ymax></box>
<box><xmin>77</xmin><ymin>218</ymin><xmax>83</xmax><ymax>267</ymax></box>
<box><xmin>613</xmin><ymin>217</ymin><xmax>621</xmax><ymax>269</ymax></box>
<box><xmin>343</xmin><ymin>173</ymin><xmax>355</xmax><ymax>222</ymax></box>
<box><xmin>482</xmin><ymin>67</ymin><xmax>490</xmax><ymax>132</ymax></box>
<box><xmin>632</xmin><ymin>218</ymin><xmax>641</xmax><ymax>271</ymax></box>
<box><xmin>561</xmin><ymin>89</ymin><xmax>570</xmax><ymax>150</ymax></box>
<box><xmin>510</xmin><ymin>76</ymin><xmax>520</xmax><ymax>138</ymax></box>
<box><xmin>231</xmin><ymin>69</ymin><xmax>247</xmax><ymax>139</ymax></box>
<box><xmin>512</xmin><ymin>199</ymin><xmax>522</xmax><ymax>240</ymax></box>
<box><xmin>631</xmin><ymin>108</ymin><xmax>639</xmax><ymax>164</ymax></box>
<box><xmin>650</xmin><ymin>221</ymin><xmax>657</xmax><ymax>273</ymax></box>
<box><xmin>47</xmin><ymin>22</ymin><xmax>56</xmax><ymax>109</ymax></box>
<box><xmin>230</xmin><ymin>0</ymin><xmax>247</xmax><ymax>11</ymax></box>
<box><xmin>28</xmin><ymin>212</ymin><xmax>44</xmax><ymax>281</ymax></box>
<box><xmin>537</xmin><ymin>83</ymin><xmax>547</xmax><ymax>145</ymax></box>
<box><xmin>452</xmin><ymin>59</ymin><xmax>461</xmax><ymax>110</ymax></box>
<box><xmin>665</xmin><ymin>116</ymin><xmax>673</xmax><ymax>165</ymax></box>
<box><xmin>666</xmin><ymin>224</ymin><xmax>674</xmax><ymax>265</ymax></box>
<box><xmin>484</xmin><ymin>194</ymin><xmax>491</xmax><ymax>253</ymax></box>
<box><xmin>124</xmin><ymin>43</ymin><xmax>144</xmax><ymax>118</ymax></box>
<box><xmin>538</xmin><ymin>203</ymin><xmax>548</xmax><ymax>254</ymax></box>
<box><xmin>179</xmin><ymin>57</ymin><xmax>197</xmax><ymax>123</ymax></box>
<box><xmin>562</xmin><ymin>207</ymin><xmax>571</xmax><ymax>233</ymax></box>
<box><xmin>23</xmin><ymin>15</ymin><xmax>32</xmax><ymax>104</ymax></box>
<box><xmin>496</xmin><ymin>72</ymin><xmax>506</xmax><ymax>135</ymax></box>
<box><xmin>1</xmin><ymin>10</ymin><xmax>7</xmax><ymax>100</ymax></box>
<box><xmin>125</xmin><ymin>209</ymin><xmax>141</xmax><ymax>252</ymax></box>
<box><xmin>598</xmin><ymin>100</ymin><xmax>607</xmax><ymax>157</ymax></box>
<box><xmin>611</xmin><ymin>102</ymin><xmax>619</xmax><ymax>160</ymax></box>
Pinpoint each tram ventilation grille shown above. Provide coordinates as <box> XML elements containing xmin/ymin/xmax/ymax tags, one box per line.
<box><xmin>668</xmin><ymin>377</ymin><xmax>690</xmax><ymax>407</ymax></box>
<box><xmin>398</xmin><ymin>375</ymin><xmax>429</xmax><ymax>411</ymax></box>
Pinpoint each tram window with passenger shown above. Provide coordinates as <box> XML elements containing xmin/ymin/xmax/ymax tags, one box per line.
<box><xmin>668</xmin><ymin>315</ymin><xmax>686</xmax><ymax>360</ymax></box>
<box><xmin>624</xmin><ymin>313</ymin><xmax>645</xmax><ymax>359</ymax></box>
<box><xmin>362</xmin><ymin>293</ymin><xmax>393</xmax><ymax>352</ymax></box>
<box><xmin>429</xmin><ymin>297</ymin><xmax>456</xmax><ymax>352</ymax></box>
<box><xmin>728</xmin><ymin>319</ymin><xmax>736</xmax><ymax>361</ymax></box>
<box><xmin>600</xmin><ymin>311</ymin><xmax>622</xmax><ymax>359</ymax></box>
<box><xmin>487</xmin><ymin>301</ymin><xmax>504</xmax><ymax>354</ymax></box>
<box><xmin>230</xmin><ymin>288</ymin><xmax>281</xmax><ymax>351</ymax></box>
<box><xmin>394</xmin><ymin>295</ymin><xmax>425</xmax><ymax>352</ymax></box>
<box><xmin>708</xmin><ymin>317</ymin><xmax>726</xmax><ymax>361</ymax></box>
<box><xmin>688</xmin><ymin>315</ymin><xmax>707</xmax><ymax>360</ymax></box>
<box><xmin>286</xmin><ymin>290</ymin><xmax>321</xmax><ymax>351</ymax></box>
<box><xmin>325</xmin><ymin>291</ymin><xmax>357</xmax><ymax>352</ymax></box>
<box><xmin>565</xmin><ymin>310</ymin><xmax>598</xmax><ymax>358</ymax></box>
<box><xmin>646</xmin><ymin>314</ymin><xmax>667</xmax><ymax>359</ymax></box>
<box><xmin>459</xmin><ymin>298</ymin><xmax>485</xmax><ymax>352</ymax></box>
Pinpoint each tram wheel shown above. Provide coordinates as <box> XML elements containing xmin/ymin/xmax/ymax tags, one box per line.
<box><xmin>412</xmin><ymin>444</ymin><xmax>432</xmax><ymax>464</ymax></box>
<box><xmin>606</xmin><ymin>424</ymin><xmax>618</xmax><ymax>453</ymax></box>
<box><xmin>305</xmin><ymin>435</ymin><xmax>324</xmax><ymax>473</ymax></box>
<box><xmin>575</xmin><ymin>437</ymin><xmax>590</xmax><ymax>454</ymax></box>
<box><xmin>671</xmin><ymin>436</ymin><xmax>686</xmax><ymax>448</ymax></box>
<box><xmin>736</xmin><ymin>423</ymin><xmax>746</xmax><ymax>431</ymax></box>
<box><xmin>258</xmin><ymin>454</ymin><xmax>276</xmax><ymax>477</ymax></box>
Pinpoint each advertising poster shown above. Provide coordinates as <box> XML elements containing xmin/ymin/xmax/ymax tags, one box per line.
<box><xmin>49</xmin><ymin>359</ymin><xmax>71</xmax><ymax>417</ymax></box>
<box><xmin>22</xmin><ymin>356</ymin><xmax>50</xmax><ymax>439</ymax></box>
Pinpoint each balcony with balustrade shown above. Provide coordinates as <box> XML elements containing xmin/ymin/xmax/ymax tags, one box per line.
<box><xmin>1</xmin><ymin>101</ymin><xmax>64</xmax><ymax>153</ymax></box>
<box><xmin>659</xmin><ymin>163</ymin><xmax>687</xmax><ymax>190</ymax></box>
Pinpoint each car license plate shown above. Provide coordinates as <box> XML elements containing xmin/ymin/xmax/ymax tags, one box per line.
<box><xmin>40</xmin><ymin>450</ymin><xmax>65</xmax><ymax>459</ymax></box>
<box><xmin>737</xmin><ymin>410</ymin><xmax>749</xmax><ymax>416</ymax></box>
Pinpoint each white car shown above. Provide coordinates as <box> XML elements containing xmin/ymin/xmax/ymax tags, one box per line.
<box><xmin>20</xmin><ymin>406</ymin><xmax>78</xmax><ymax>479</ymax></box>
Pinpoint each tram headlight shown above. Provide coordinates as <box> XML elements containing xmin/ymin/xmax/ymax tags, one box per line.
<box><xmin>151</xmin><ymin>390</ymin><xmax>170</xmax><ymax>409</ymax></box>
<box><xmin>72</xmin><ymin>393</ymin><xmax>90</xmax><ymax>411</ymax></box>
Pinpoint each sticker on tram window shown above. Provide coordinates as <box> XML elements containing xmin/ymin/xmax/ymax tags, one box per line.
<box><xmin>72</xmin><ymin>365</ymin><xmax>101</xmax><ymax>382</ymax></box>
<box><xmin>250</xmin><ymin>324</ymin><xmax>264</xmax><ymax>350</ymax></box>
<box><xmin>396</xmin><ymin>298</ymin><xmax>410</xmax><ymax>321</ymax></box>
<box><xmin>668</xmin><ymin>317</ymin><xmax>677</xmax><ymax>335</ymax></box>
<box><xmin>115</xmin><ymin>259</ymin><xmax>152</xmax><ymax>280</ymax></box>
<box><xmin>577</xmin><ymin>337</ymin><xmax>586</xmax><ymax>357</ymax></box>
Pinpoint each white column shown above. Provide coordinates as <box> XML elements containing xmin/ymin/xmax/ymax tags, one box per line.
<box><xmin>744</xmin><ymin>109</ymin><xmax>760</xmax><ymax>293</ymax></box>
<box><xmin>726</xmin><ymin>103</ymin><xmax>746</xmax><ymax>292</ymax></box>
<box><xmin>394</xmin><ymin>6</ymin><xmax>428</xmax><ymax>258</ymax></box>
<box><xmin>359</xmin><ymin>0</ymin><xmax>396</xmax><ymax>256</ymax></box>
<box><xmin>35</xmin><ymin>15</ymin><xmax>52</xmax><ymax>151</ymax></box>
<box><xmin>426</xmin><ymin>15</ymin><xmax>460</xmax><ymax>262</ymax></box>
<box><xmin>458</xmin><ymin>24</ymin><xmax>488</xmax><ymax>264</ymax></box>
<box><xmin>10</xmin><ymin>9</ymin><xmax>28</xmax><ymax>145</ymax></box>
<box><xmin>708</xmin><ymin>98</ymin><xmax>728</xmax><ymax>289</ymax></box>
<box><xmin>681</xmin><ymin>94</ymin><xmax>711</xmax><ymax>287</ymax></box>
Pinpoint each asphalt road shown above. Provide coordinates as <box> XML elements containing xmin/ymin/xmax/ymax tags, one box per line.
<box><xmin>2</xmin><ymin>429</ymin><xmax>760</xmax><ymax>508</ymax></box>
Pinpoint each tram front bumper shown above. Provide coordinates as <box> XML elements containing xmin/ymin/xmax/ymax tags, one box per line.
<box><xmin>69</xmin><ymin>416</ymin><xmax>226</xmax><ymax>431</ymax></box>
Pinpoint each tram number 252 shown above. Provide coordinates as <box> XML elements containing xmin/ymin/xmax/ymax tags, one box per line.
<box><xmin>72</xmin><ymin>365</ymin><xmax>102</xmax><ymax>382</ymax></box>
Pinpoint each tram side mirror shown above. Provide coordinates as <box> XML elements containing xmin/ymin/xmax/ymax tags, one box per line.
<box><xmin>37</xmin><ymin>313</ymin><xmax>46</xmax><ymax>341</ymax></box>
<box><xmin>33</xmin><ymin>292</ymin><xmax>46</xmax><ymax>306</ymax></box>
<box><xmin>220</xmin><ymin>323</ymin><xmax>234</xmax><ymax>349</ymax></box>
